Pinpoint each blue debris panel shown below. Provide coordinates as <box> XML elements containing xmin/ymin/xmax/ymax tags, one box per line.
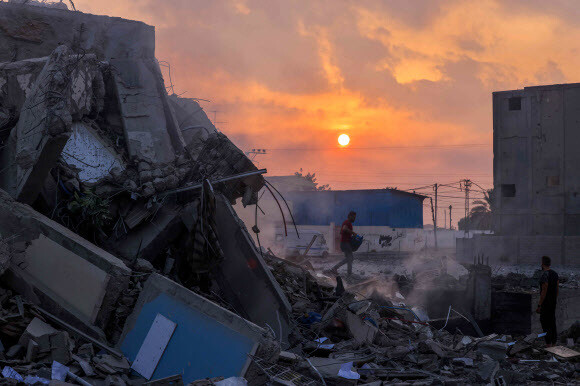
<box><xmin>121</xmin><ymin>293</ymin><xmax>256</xmax><ymax>383</ymax></box>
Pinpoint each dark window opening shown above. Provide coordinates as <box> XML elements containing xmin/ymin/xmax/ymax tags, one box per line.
<box><xmin>546</xmin><ymin>176</ymin><xmax>560</xmax><ymax>187</ymax></box>
<box><xmin>502</xmin><ymin>184</ymin><xmax>516</xmax><ymax>197</ymax></box>
<box><xmin>509</xmin><ymin>97</ymin><xmax>521</xmax><ymax>111</ymax></box>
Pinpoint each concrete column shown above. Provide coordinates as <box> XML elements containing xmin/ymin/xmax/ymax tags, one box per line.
<box><xmin>467</xmin><ymin>262</ymin><xmax>492</xmax><ymax>320</ymax></box>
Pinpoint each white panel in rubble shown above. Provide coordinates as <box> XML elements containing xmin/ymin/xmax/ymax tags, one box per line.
<box><xmin>131</xmin><ymin>314</ymin><xmax>176</xmax><ymax>380</ymax></box>
<box><xmin>61</xmin><ymin>122</ymin><xmax>125</xmax><ymax>184</ymax></box>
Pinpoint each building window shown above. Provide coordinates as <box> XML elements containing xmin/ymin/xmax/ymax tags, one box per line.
<box><xmin>501</xmin><ymin>184</ymin><xmax>516</xmax><ymax>197</ymax></box>
<box><xmin>546</xmin><ymin>176</ymin><xmax>560</xmax><ymax>186</ymax></box>
<box><xmin>508</xmin><ymin>97</ymin><xmax>521</xmax><ymax>111</ymax></box>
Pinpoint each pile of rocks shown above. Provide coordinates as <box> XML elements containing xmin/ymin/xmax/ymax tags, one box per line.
<box><xmin>0</xmin><ymin>288</ymin><xmax>138</xmax><ymax>386</ymax></box>
<box><xmin>258</xmin><ymin>255</ymin><xmax>580</xmax><ymax>385</ymax></box>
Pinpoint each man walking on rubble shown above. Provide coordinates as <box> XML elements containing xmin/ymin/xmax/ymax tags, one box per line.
<box><xmin>326</xmin><ymin>211</ymin><xmax>357</xmax><ymax>277</ymax></box>
<box><xmin>536</xmin><ymin>255</ymin><xmax>559</xmax><ymax>347</ymax></box>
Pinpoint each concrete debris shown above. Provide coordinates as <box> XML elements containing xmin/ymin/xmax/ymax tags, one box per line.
<box><xmin>249</xmin><ymin>252</ymin><xmax>580</xmax><ymax>385</ymax></box>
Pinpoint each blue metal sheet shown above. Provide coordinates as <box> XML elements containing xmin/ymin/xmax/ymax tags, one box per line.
<box><xmin>286</xmin><ymin>190</ymin><xmax>424</xmax><ymax>228</ymax></box>
<box><xmin>121</xmin><ymin>293</ymin><xmax>255</xmax><ymax>383</ymax></box>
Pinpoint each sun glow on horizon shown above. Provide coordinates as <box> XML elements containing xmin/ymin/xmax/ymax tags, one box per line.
<box><xmin>338</xmin><ymin>133</ymin><xmax>350</xmax><ymax>146</ymax></box>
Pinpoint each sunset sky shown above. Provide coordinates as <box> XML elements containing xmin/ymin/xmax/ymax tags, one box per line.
<box><xmin>77</xmin><ymin>0</ymin><xmax>580</xmax><ymax>225</ymax></box>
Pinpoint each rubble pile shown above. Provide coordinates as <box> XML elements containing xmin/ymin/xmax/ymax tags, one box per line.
<box><xmin>0</xmin><ymin>288</ymin><xmax>137</xmax><ymax>385</ymax></box>
<box><xmin>254</xmin><ymin>255</ymin><xmax>580</xmax><ymax>385</ymax></box>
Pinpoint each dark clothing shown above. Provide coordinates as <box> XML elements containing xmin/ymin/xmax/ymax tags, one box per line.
<box><xmin>539</xmin><ymin>269</ymin><xmax>559</xmax><ymax>344</ymax></box>
<box><xmin>332</xmin><ymin>241</ymin><xmax>354</xmax><ymax>275</ymax></box>
<box><xmin>539</xmin><ymin>269</ymin><xmax>559</xmax><ymax>308</ymax></box>
<box><xmin>340</xmin><ymin>220</ymin><xmax>353</xmax><ymax>242</ymax></box>
<box><xmin>540</xmin><ymin>304</ymin><xmax>558</xmax><ymax>345</ymax></box>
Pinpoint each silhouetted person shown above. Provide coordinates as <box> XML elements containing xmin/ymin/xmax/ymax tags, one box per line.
<box><xmin>536</xmin><ymin>255</ymin><xmax>559</xmax><ymax>347</ymax></box>
<box><xmin>327</xmin><ymin>211</ymin><xmax>357</xmax><ymax>276</ymax></box>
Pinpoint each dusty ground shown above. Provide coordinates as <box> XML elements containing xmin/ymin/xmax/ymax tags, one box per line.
<box><xmin>306</xmin><ymin>250</ymin><xmax>580</xmax><ymax>285</ymax></box>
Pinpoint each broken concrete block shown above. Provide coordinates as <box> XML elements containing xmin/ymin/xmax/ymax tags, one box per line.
<box><xmin>6</xmin><ymin>344</ymin><xmax>24</xmax><ymax>359</ymax></box>
<box><xmin>133</xmin><ymin>258</ymin><xmax>155</xmax><ymax>273</ymax></box>
<box><xmin>26</xmin><ymin>340</ymin><xmax>39</xmax><ymax>362</ymax></box>
<box><xmin>0</xmin><ymin>189</ymin><xmax>130</xmax><ymax>334</ymax></box>
<box><xmin>0</xmin><ymin>45</ymin><xmax>103</xmax><ymax>204</ymax></box>
<box><xmin>71</xmin><ymin>354</ymin><xmax>95</xmax><ymax>377</ymax></box>
<box><xmin>19</xmin><ymin>317</ymin><xmax>58</xmax><ymax>347</ymax></box>
<box><xmin>96</xmin><ymin>354</ymin><xmax>130</xmax><ymax>372</ymax></box>
<box><xmin>48</xmin><ymin>332</ymin><xmax>72</xmax><ymax>365</ymax></box>
<box><xmin>345</xmin><ymin>311</ymin><xmax>378</xmax><ymax>345</ymax></box>
<box><xmin>477</xmin><ymin>359</ymin><xmax>499</xmax><ymax>383</ymax></box>
<box><xmin>167</xmin><ymin>95</ymin><xmax>217</xmax><ymax>147</ymax></box>
<box><xmin>420</xmin><ymin>339</ymin><xmax>446</xmax><ymax>358</ymax></box>
<box><xmin>477</xmin><ymin>341</ymin><xmax>507</xmax><ymax>360</ymax></box>
<box><xmin>76</xmin><ymin>343</ymin><xmax>94</xmax><ymax>359</ymax></box>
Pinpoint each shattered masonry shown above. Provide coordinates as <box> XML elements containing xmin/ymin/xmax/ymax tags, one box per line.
<box><xmin>0</xmin><ymin>2</ymin><xmax>576</xmax><ymax>386</ymax></box>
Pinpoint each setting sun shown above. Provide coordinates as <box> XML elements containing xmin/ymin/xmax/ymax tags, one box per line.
<box><xmin>338</xmin><ymin>133</ymin><xmax>350</xmax><ymax>146</ymax></box>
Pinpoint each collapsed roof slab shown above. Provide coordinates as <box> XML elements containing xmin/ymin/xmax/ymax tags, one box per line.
<box><xmin>120</xmin><ymin>273</ymin><xmax>265</xmax><ymax>383</ymax></box>
<box><xmin>214</xmin><ymin>194</ymin><xmax>292</xmax><ymax>342</ymax></box>
<box><xmin>0</xmin><ymin>2</ymin><xmax>155</xmax><ymax>62</ymax></box>
<box><xmin>0</xmin><ymin>45</ymin><xmax>104</xmax><ymax>204</ymax></box>
<box><xmin>111</xmin><ymin>59</ymin><xmax>185</xmax><ymax>166</ymax></box>
<box><xmin>0</xmin><ymin>188</ymin><xmax>131</xmax><ymax>338</ymax></box>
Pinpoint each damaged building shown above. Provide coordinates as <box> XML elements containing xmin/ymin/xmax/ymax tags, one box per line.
<box><xmin>0</xmin><ymin>2</ymin><xmax>291</xmax><ymax>383</ymax></box>
<box><xmin>0</xmin><ymin>2</ymin><xmax>576</xmax><ymax>385</ymax></box>
<box><xmin>458</xmin><ymin>83</ymin><xmax>580</xmax><ymax>267</ymax></box>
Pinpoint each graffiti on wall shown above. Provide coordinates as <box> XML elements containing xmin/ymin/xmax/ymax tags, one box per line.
<box><xmin>378</xmin><ymin>232</ymin><xmax>404</xmax><ymax>247</ymax></box>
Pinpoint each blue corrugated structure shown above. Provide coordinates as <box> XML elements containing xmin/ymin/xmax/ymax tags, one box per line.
<box><xmin>286</xmin><ymin>189</ymin><xmax>426</xmax><ymax>228</ymax></box>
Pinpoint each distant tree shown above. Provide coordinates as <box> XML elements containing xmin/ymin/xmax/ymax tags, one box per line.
<box><xmin>295</xmin><ymin>168</ymin><xmax>331</xmax><ymax>191</ymax></box>
<box><xmin>458</xmin><ymin>188</ymin><xmax>494</xmax><ymax>230</ymax></box>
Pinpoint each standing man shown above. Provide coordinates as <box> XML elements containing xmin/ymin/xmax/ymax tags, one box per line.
<box><xmin>326</xmin><ymin>211</ymin><xmax>357</xmax><ymax>276</ymax></box>
<box><xmin>536</xmin><ymin>256</ymin><xmax>559</xmax><ymax>347</ymax></box>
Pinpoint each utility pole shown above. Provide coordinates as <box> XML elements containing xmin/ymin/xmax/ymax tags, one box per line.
<box><xmin>449</xmin><ymin>205</ymin><xmax>452</xmax><ymax>230</ymax></box>
<box><xmin>434</xmin><ymin>183</ymin><xmax>438</xmax><ymax>248</ymax></box>
<box><xmin>429</xmin><ymin>197</ymin><xmax>435</xmax><ymax>248</ymax></box>
<box><xmin>463</xmin><ymin>179</ymin><xmax>472</xmax><ymax>236</ymax></box>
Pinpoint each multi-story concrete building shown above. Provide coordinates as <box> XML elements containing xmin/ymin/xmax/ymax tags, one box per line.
<box><xmin>458</xmin><ymin>83</ymin><xmax>580</xmax><ymax>266</ymax></box>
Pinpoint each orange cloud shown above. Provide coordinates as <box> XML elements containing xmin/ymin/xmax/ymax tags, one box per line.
<box><xmin>74</xmin><ymin>0</ymin><xmax>580</xmax><ymax>223</ymax></box>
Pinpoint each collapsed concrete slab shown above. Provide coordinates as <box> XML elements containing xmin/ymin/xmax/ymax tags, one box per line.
<box><xmin>0</xmin><ymin>188</ymin><xmax>130</xmax><ymax>337</ymax></box>
<box><xmin>0</xmin><ymin>2</ymin><xmax>155</xmax><ymax>62</ymax></box>
<box><xmin>120</xmin><ymin>273</ymin><xmax>265</xmax><ymax>383</ymax></box>
<box><xmin>0</xmin><ymin>56</ymin><xmax>48</xmax><ymax>135</ymax></box>
<box><xmin>167</xmin><ymin>95</ymin><xmax>218</xmax><ymax>148</ymax></box>
<box><xmin>0</xmin><ymin>45</ymin><xmax>104</xmax><ymax>204</ymax></box>
<box><xmin>187</xmin><ymin>133</ymin><xmax>264</xmax><ymax>205</ymax></box>
<box><xmin>214</xmin><ymin>194</ymin><xmax>292</xmax><ymax>341</ymax></box>
<box><xmin>111</xmin><ymin>59</ymin><xmax>185</xmax><ymax>166</ymax></box>
<box><xmin>112</xmin><ymin>203</ymin><xmax>184</xmax><ymax>262</ymax></box>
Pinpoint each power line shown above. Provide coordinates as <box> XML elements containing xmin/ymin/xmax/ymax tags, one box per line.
<box><xmin>264</xmin><ymin>143</ymin><xmax>489</xmax><ymax>151</ymax></box>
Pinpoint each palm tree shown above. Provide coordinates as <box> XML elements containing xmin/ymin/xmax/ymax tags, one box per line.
<box><xmin>458</xmin><ymin>188</ymin><xmax>494</xmax><ymax>230</ymax></box>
